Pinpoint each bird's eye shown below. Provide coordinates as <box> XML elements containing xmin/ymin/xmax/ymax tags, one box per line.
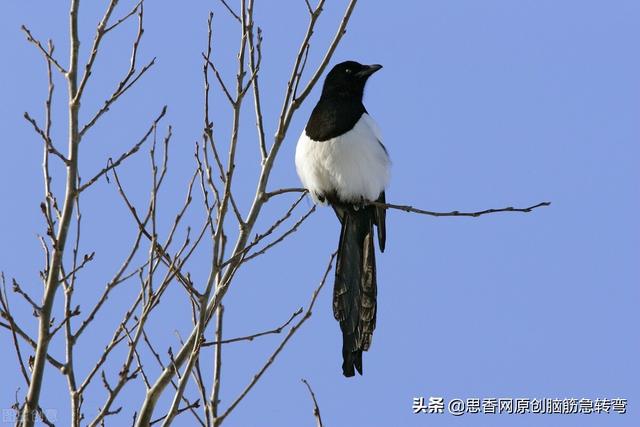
<box><xmin>345</xmin><ymin>68</ymin><xmax>352</xmax><ymax>74</ymax></box>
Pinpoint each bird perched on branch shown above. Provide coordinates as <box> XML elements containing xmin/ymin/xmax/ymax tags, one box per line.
<box><xmin>295</xmin><ymin>60</ymin><xmax>389</xmax><ymax>377</ymax></box>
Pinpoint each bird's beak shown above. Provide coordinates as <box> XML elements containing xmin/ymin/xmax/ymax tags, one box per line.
<box><xmin>356</xmin><ymin>64</ymin><xmax>383</xmax><ymax>78</ymax></box>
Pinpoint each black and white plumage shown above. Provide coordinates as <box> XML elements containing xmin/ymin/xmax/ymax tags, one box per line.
<box><xmin>295</xmin><ymin>61</ymin><xmax>390</xmax><ymax>377</ymax></box>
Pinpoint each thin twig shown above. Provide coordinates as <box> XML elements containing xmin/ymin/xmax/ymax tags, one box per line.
<box><xmin>221</xmin><ymin>192</ymin><xmax>308</xmax><ymax>268</ymax></box>
<box><xmin>242</xmin><ymin>205</ymin><xmax>315</xmax><ymax>263</ymax></box>
<box><xmin>109</xmin><ymin>163</ymin><xmax>203</xmax><ymax>298</ymax></box>
<box><xmin>73</xmin><ymin>241</ymin><xmax>148</xmax><ymax>341</ymax></box>
<box><xmin>0</xmin><ymin>274</ymin><xmax>31</xmax><ymax>386</ymax></box>
<box><xmin>142</xmin><ymin>331</ymin><xmax>206</xmax><ymax>426</ymax></box>
<box><xmin>24</xmin><ymin>112</ymin><xmax>69</xmax><ymax>164</ymax></box>
<box><xmin>202</xmin><ymin>307</ymin><xmax>302</xmax><ymax>347</ymax></box>
<box><xmin>11</xmin><ymin>279</ymin><xmax>41</xmax><ymax>315</ymax></box>
<box><xmin>49</xmin><ymin>304</ymin><xmax>80</xmax><ymax>338</ymax></box>
<box><xmin>35</xmin><ymin>407</ymin><xmax>56</xmax><ymax>427</ymax></box>
<box><xmin>216</xmin><ymin>253</ymin><xmax>336</xmax><ymax>423</ymax></box>
<box><xmin>292</xmin><ymin>0</ymin><xmax>359</xmax><ymax>107</ymax></box>
<box><xmin>274</xmin><ymin>0</ymin><xmax>327</xmax><ymax>143</ymax></box>
<box><xmin>209</xmin><ymin>305</ymin><xmax>224</xmax><ymax>424</ymax></box>
<box><xmin>123</xmin><ymin>325</ymin><xmax>151</xmax><ymax>389</ymax></box>
<box><xmin>0</xmin><ymin>319</ymin><xmax>65</xmax><ymax>370</ymax></box>
<box><xmin>79</xmin><ymin>58</ymin><xmax>155</xmax><ymax>138</ymax></box>
<box><xmin>301</xmin><ymin>379</ymin><xmax>323</xmax><ymax>427</ymax></box>
<box><xmin>77</xmin><ymin>292</ymin><xmax>144</xmax><ymax>395</ymax></box>
<box><xmin>218</xmin><ymin>0</ymin><xmax>241</xmax><ymax>22</ymax></box>
<box><xmin>304</xmin><ymin>0</ymin><xmax>314</xmax><ymax>15</ymax></box>
<box><xmin>262</xmin><ymin>187</ymin><xmax>307</xmax><ymax>201</ymax></box>
<box><xmin>61</xmin><ymin>190</ymin><xmax>81</xmax><ymax>424</ymax></box>
<box><xmin>79</xmin><ymin>3</ymin><xmax>154</xmax><ymax>139</ymax></box>
<box><xmin>78</xmin><ymin>106</ymin><xmax>167</xmax><ymax>193</ymax></box>
<box><xmin>105</xmin><ymin>0</ymin><xmax>143</xmax><ymax>33</ymax></box>
<box><xmin>42</xmin><ymin>39</ymin><xmax>61</xmax><ymax>227</ymax></box>
<box><xmin>151</xmin><ymin>400</ymin><xmax>201</xmax><ymax>426</ymax></box>
<box><xmin>58</xmin><ymin>251</ymin><xmax>94</xmax><ymax>283</ymax></box>
<box><xmin>246</xmin><ymin>4</ymin><xmax>267</xmax><ymax>160</ymax></box>
<box><xmin>372</xmin><ymin>201</ymin><xmax>551</xmax><ymax>217</ymax></box>
<box><xmin>292</xmin><ymin>44</ymin><xmax>310</xmax><ymax>101</ymax></box>
<box><xmin>20</xmin><ymin>25</ymin><xmax>67</xmax><ymax>74</ymax></box>
<box><xmin>74</xmin><ymin>0</ymin><xmax>120</xmax><ymax>103</ymax></box>
<box><xmin>203</xmin><ymin>55</ymin><xmax>235</xmax><ymax>106</ymax></box>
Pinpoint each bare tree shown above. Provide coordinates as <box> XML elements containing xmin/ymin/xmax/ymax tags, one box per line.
<box><xmin>1</xmin><ymin>1</ymin><xmax>548</xmax><ymax>426</ymax></box>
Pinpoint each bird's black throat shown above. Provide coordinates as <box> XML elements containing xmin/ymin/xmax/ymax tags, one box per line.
<box><xmin>305</xmin><ymin>97</ymin><xmax>366</xmax><ymax>142</ymax></box>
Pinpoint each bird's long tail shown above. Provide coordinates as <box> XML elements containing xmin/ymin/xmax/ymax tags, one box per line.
<box><xmin>333</xmin><ymin>204</ymin><xmax>377</xmax><ymax>377</ymax></box>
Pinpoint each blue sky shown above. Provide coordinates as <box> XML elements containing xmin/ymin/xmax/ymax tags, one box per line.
<box><xmin>1</xmin><ymin>1</ymin><xmax>638</xmax><ymax>426</ymax></box>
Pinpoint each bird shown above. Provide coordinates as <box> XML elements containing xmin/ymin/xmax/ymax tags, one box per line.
<box><xmin>295</xmin><ymin>60</ymin><xmax>390</xmax><ymax>377</ymax></box>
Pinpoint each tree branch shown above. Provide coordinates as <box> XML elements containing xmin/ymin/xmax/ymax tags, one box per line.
<box><xmin>202</xmin><ymin>307</ymin><xmax>302</xmax><ymax>347</ymax></box>
<box><xmin>135</xmin><ymin>2</ymin><xmax>360</xmax><ymax>421</ymax></box>
<box><xmin>218</xmin><ymin>0</ymin><xmax>242</xmax><ymax>23</ymax></box>
<box><xmin>77</xmin><ymin>106</ymin><xmax>167</xmax><ymax>193</ymax></box>
<box><xmin>23</xmin><ymin>112</ymin><xmax>69</xmax><ymax>165</ymax></box>
<box><xmin>11</xmin><ymin>279</ymin><xmax>41</xmax><ymax>315</ymax></box>
<box><xmin>74</xmin><ymin>0</ymin><xmax>120</xmax><ymax>103</ymax></box>
<box><xmin>261</xmin><ymin>187</ymin><xmax>550</xmax><ymax>218</ymax></box>
<box><xmin>79</xmin><ymin>3</ymin><xmax>154</xmax><ymax>139</ymax></box>
<box><xmin>150</xmin><ymin>400</ymin><xmax>201</xmax><ymax>426</ymax></box>
<box><xmin>216</xmin><ymin>252</ymin><xmax>336</xmax><ymax>423</ymax></box>
<box><xmin>105</xmin><ymin>0</ymin><xmax>143</xmax><ymax>34</ymax></box>
<box><xmin>301</xmin><ymin>379</ymin><xmax>323</xmax><ymax>427</ymax></box>
<box><xmin>21</xmin><ymin>1</ymin><xmax>82</xmax><ymax>423</ymax></box>
<box><xmin>20</xmin><ymin>25</ymin><xmax>67</xmax><ymax>74</ymax></box>
<box><xmin>372</xmin><ymin>200</ymin><xmax>551</xmax><ymax>217</ymax></box>
<box><xmin>246</xmin><ymin>1</ymin><xmax>267</xmax><ymax>160</ymax></box>
<box><xmin>0</xmin><ymin>274</ymin><xmax>31</xmax><ymax>386</ymax></box>
<box><xmin>209</xmin><ymin>304</ymin><xmax>224</xmax><ymax>425</ymax></box>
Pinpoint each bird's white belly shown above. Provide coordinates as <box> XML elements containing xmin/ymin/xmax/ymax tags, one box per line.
<box><xmin>295</xmin><ymin>114</ymin><xmax>390</xmax><ymax>204</ymax></box>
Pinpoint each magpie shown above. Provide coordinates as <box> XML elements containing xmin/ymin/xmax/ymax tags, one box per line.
<box><xmin>295</xmin><ymin>61</ymin><xmax>390</xmax><ymax>377</ymax></box>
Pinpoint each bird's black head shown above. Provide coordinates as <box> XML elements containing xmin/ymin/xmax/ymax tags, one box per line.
<box><xmin>305</xmin><ymin>61</ymin><xmax>382</xmax><ymax>141</ymax></box>
<box><xmin>320</xmin><ymin>61</ymin><xmax>382</xmax><ymax>101</ymax></box>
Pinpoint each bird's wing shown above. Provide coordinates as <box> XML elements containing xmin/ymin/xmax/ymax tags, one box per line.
<box><xmin>361</xmin><ymin>114</ymin><xmax>388</xmax><ymax>252</ymax></box>
<box><xmin>374</xmin><ymin>191</ymin><xmax>386</xmax><ymax>252</ymax></box>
